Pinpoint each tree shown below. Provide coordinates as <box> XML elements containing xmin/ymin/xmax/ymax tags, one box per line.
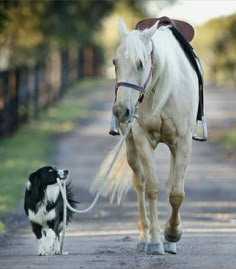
<box><xmin>212</xmin><ymin>14</ymin><xmax>236</xmax><ymax>86</ymax></box>
<box><xmin>0</xmin><ymin>0</ymin><xmax>177</xmax><ymax>69</ymax></box>
<box><xmin>193</xmin><ymin>14</ymin><xmax>236</xmax><ymax>87</ymax></box>
<box><xmin>0</xmin><ymin>0</ymin><xmax>116</xmax><ymax>68</ymax></box>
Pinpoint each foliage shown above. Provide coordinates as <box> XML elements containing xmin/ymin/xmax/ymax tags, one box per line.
<box><xmin>0</xmin><ymin>1</ymin><xmax>117</xmax><ymax>67</ymax></box>
<box><xmin>193</xmin><ymin>13</ymin><xmax>236</xmax><ymax>87</ymax></box>
<box><xmin>220</xmin><ymin>128</ymin><xmax>236</xmax><ymax>148</ymax></box>
<box><xmin>0</xmin><ymin>0</ymin><xmax>176</xmax><ymax>69</ymax></box>
<box><xmin>96</xmin><ymin>0</ymin><xmax>176</xmax><ymax>74</ymax></box>
<box><xmin>95</xmin><ymin>1</ymin><xmax>144</xmax><ymax>68</ymax></box>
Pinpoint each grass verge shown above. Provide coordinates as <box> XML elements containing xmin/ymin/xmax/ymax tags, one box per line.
<box><xmin>220</xmin><ymin>128</ymin><xmax>236</xmax><ymax>148</ymax></box>
<box><xmin>0</xmin><ymin>78</ymin><xmax>109</xmax><ymax>232</ymax></box>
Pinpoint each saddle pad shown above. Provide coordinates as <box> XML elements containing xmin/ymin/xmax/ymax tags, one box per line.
<box><xmin>135</xmin><ymin>16</ymin><xmax>195</xmax><ymax>42</ymax></box>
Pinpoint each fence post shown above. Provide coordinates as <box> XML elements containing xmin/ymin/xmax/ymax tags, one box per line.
<box><xmin>83</xmin><ymin>44</ymin><xmax>94</xmax><ymax>77</ymax></box>
<box><xmin>9</xmin><ymin>69</ymin><xmax>18</xmax><ymax>132</ymax></box>
<box><xmin>0</xmin><ymin>71</ymin><xmax>9</xmax><ymax>136</ymax></box>
<box><xmin>60</xmin><ymin>49</ymin><xmax>69</xmax><ymax>97</ymax></box>
<box><xmin>78</xmin><ymin>47</ymin><xmax>84</xmax><ymax>79</ymax></box>
<box><xmin>0</xmin><ymin>45</ymin><xmax>103</xmax><ymax>138</ymax></box>
<box><xmin>33</xmin><ymin>63</ymin><xmax>40</xmax><ymax>119</ymax></box>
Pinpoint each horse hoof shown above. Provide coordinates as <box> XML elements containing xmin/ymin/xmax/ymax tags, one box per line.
<box><xmin>164</xmin><ymin>231</ymin><xmax>182</xmax><ymax>242</ymax></box>
<box><xmin>163</xmin><ymin>241</ymin><xmax>177</xmax><ymax>254</ymax></box>
<box><xmin>137</xmin><ymin>242</ymin><xmax>148</xmax><ymax>253</ymax></box>
<box><xmin>146</xmin><ymin>243</ymin><xmax>165</xmax><ymax>255</ymax></box>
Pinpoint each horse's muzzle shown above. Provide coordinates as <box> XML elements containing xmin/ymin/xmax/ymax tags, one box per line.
<box><xmin>112</xmin><ymin>104</ymin><xmax>131</xmax><ymax>123</ymax></box>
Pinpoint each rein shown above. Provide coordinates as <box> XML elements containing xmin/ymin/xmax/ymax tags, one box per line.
<box><xmin>115</xmin><ymin>41</ymin><xmax>154</xmax><ymax>103</ymax></box>
<box><xmin>56</xmin><ymin>111</ymin><xmax>138</xmax><ymax>254</ymax></box>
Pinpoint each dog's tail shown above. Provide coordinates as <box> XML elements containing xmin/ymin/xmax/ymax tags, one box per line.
<box><xmin>90</xmin><ymin>142</ymin><xmax>133</xmax><ymax>204</ymax></box>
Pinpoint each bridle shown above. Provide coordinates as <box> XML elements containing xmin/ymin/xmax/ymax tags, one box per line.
<box><xmin>115</xmin><ymin>41</ymin><xmax>154</xmax><ymax>103</ymax></box>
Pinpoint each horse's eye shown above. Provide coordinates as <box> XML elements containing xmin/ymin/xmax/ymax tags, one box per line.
<box><xmin>137</xmin><ymin>60</ymin><xmax>143</xmax><ymax>70</ymax></box>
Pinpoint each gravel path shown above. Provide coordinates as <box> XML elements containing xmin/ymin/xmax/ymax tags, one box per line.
<box><xmin>0</xmin><ymin>82</ymin><xmax>236</xmax><ymax>269</ymax></box>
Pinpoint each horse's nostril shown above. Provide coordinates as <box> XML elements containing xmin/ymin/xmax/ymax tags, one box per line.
<box><xmin>125</xmin><ymin>108</ymin><xmax>130</xmax><ymax>118</ymax></box>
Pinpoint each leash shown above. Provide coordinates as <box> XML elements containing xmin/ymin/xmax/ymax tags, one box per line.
<box><xmin>56</xmin><ymin>111</ymin><xmax>138</xmax><ymax>254</ymax></box>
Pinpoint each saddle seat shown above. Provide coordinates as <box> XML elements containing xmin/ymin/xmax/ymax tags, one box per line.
<box><xmin>135</xmin><ymin>16</ymin><xmax>195</xmax><ymax>42</ymax></box>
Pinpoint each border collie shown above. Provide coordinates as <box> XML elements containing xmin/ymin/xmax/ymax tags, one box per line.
<box><xmin>24</xmin><ymin>166</ymin><xmax>77</xmax><ymax>255</ymax></box>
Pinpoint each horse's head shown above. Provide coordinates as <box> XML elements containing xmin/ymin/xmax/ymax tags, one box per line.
<box><xmin>112</xmin><ymin>19</ymin><xmax>157</xmax><ymax>124</ymax></box>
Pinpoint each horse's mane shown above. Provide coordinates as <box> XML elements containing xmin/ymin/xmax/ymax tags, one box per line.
<box><xmin>123</xmin><ymin>26</ymin><xmax>196</xmax><ymax>111</ymax></box>
<box><xmin>122</xmin><ymin>30</ymin><xmax>148</xmax><ymax>68</ymax></box>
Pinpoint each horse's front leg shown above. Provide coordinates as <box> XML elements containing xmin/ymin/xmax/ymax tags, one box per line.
<box><xmin>132</xmin><ymin>173</ymin><xmax>150</xmax><ymax>252</ymax></box>
<box><xmin>126</xmin><ymin>136</ymin><xmax>150</xmax><ymax>252</ymax></box>
<box><xmin>127</xmin><ymin>134</ymin><xmax>164</xmax><ymax>255</ymax></box>
<box><xmin>140</xmin><ymin>140</ymin><xmax>164</xmax><ymax>255</ymax></box>
<box><xmin>126</xmin><ymin>140</ymin><xmax>150</xmax><ymax>252</ymax></box>
<box><xmin>164</xmin><ymin>137</ymin><xmax>192</xmax><ymax>247</ymax></box>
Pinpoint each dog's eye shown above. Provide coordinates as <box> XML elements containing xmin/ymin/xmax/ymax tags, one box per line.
<box><xmin>49</xmin><ymin>169</ymin><xmax>53</xmax><ymax>172</ymax></box>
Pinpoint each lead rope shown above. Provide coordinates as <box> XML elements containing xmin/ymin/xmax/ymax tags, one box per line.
<box><xmin>56</xmin><ymin>109</ymin><xmax>138</xmax><ymax>254</ymax></box>
<box><xmin>60</xmin><ymin>181</ymin><xmax>67</xmax><ymax>254</ymax></box>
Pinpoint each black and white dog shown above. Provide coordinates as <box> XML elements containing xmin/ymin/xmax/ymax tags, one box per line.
<box><xmin>24</xmin><ymin>166</ymin><xmax>77</xmax><ymax>255</ymax></box>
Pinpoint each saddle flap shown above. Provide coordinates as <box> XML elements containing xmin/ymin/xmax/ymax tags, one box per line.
<box><xmin>135</xmin><ymin>16</ymin><xmax>195</xmax><ymax>42</ymax></box>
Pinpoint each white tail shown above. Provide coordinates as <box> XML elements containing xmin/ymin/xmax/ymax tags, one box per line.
<box><xmin>90</xmin><ymin>142</ymin><xmax>132</xmax><ymax>204</ymax></box>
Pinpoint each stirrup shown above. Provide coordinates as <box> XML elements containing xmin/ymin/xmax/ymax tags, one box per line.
<box><xmin>192</xmin><ymin>115</ymin><xmax>208</xmax><ymax>142</ymax></box>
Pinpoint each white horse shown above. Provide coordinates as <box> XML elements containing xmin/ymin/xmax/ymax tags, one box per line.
<box><xmin>92</xmin><ymin>19</ymin><xmax>199</xmax><ymax>255</ymax></box>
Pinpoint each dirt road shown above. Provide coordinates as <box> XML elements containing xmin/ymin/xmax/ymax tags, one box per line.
<box><xmin>1</xmin><ymin>82</ymin><xmax>236</xmax><ymax>269</ymax></box>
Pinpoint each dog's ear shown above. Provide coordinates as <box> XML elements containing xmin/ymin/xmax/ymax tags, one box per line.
<box><xmin>29</xmin><ymin>172</ymin><xmax>37</xmax><ymax>184</ymax></box>
<box><xmin>29</xmin><ymin>172</ymin><xmax>41</xmax><ymax>194</ymax></box>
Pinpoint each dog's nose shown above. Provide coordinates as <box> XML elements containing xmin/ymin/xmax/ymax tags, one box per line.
<box><xmin>64</xmin><ymin>170</ymin><xmax>69</xmax><ymax>176</ymax></box>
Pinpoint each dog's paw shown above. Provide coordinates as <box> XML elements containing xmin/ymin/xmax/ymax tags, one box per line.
<box><xmin>38</xmin><ymin>239</ymin><xmax>47</xmax><ymax>256</ymax></box>
<box><xmin>38</xmin><ymin>249</ymin><xmax>47</xmax><ymax>256</ymax></box>
<box><xmin>53</xmin><ymin>237</ymin><xmax>61</xmax><ymax>254</ymax></box>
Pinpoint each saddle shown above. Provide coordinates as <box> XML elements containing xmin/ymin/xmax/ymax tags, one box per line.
<box><xmin>136</xmin><ymin>16</ymin><xmax>195</xmax><ymax>42</ymax></box>
<box><xmin>135</xmin><ymin>17</ymin><xmax>207</xmax><ymax>141</ymax></box>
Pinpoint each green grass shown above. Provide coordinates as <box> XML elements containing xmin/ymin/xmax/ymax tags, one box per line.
<box><xmin>0</xmin><ymin>78</ymin><xmax>108</xmax><ymax>232</ymax></box>
<box><xmin>220</xmin><ymin>128</ymin><xmax>236</xmax><ymax>148</ymax></box>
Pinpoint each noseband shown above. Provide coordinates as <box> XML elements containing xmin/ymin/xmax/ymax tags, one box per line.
<box><xmin>115</xmin><ymin>41</ymin><xmax>154</xmax><ymax>103</ymax></box>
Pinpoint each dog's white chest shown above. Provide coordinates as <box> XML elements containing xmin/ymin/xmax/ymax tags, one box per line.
<box><xmin>28</xmin><ymin>184</ymin><xmax>60</xmax><ymax>225</ymax></box>
<box><xmin>28</xmin><ymin>207</ymin><xmax>56</xmax><ymax>226</ymax></box>
<box><xmin>45</xmin><ymin>184</ymin><xmax>60</xmax><ymax>203</ymax></box>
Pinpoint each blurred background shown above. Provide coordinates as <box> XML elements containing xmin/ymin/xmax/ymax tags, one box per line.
<box><xmin>1</xmin><ymin>0</ymin><xmax>236</xmax><ymax>137</ymax></box>
<box><xmin>0</xmin><ymin>0</ymin><xmax>236</xmax><ymax>231</ymax></box>
<box><xmin>0</xmin><ymin>1</ymin><xmax>236</xmax><ymax>84</ymax></box>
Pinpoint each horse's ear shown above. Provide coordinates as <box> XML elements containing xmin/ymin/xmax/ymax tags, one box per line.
<box><xmin>118</xmin><ymin>18</ymin><xmax>128</xmax><ymax>41</ymax></box>
<box><xmin>142</xmin><ymin>21</ymin><xmax>158</xmax><ymax>41</ymax></box>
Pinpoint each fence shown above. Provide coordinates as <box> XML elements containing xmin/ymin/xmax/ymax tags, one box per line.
<box><xmin>0</xmin><ymin>45</ymin><xmax>103</xmax><ymax>138</ymax></box>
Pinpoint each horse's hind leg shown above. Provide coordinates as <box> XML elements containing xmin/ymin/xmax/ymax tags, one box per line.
<box><xmin>164</xmin><ymin>138</ymin><xmax>192</xmax><ymax>245</ymax></box>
